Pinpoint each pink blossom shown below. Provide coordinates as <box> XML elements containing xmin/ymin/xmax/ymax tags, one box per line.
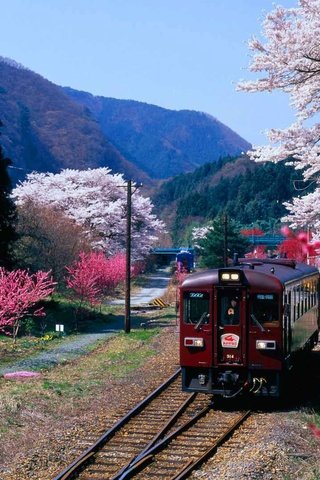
<box><xmin>277</xmin><ymin>227</ymin><xmax>320</xmax><ymax>262</ymax></box>
<box><xmin>308</xmin><ymin>423</ymin><xmax>320</xmax><ymax>439</ymax></box>
<box><xmin>175</xmin><ymin>269</ymin><xmax>188</xmax><ymax>285</ymax></box>
<box><xmin>65</xmin><ymin>251</ymin><xmax>127</xmax><ymax>304</ymax></box>
<box><xmin>3</xmin><ymin>371</ymin><xmax>41</xmax><ymax>379</ymax></box>
<box><xmin>0</xmin><ymin>268</ymin><xmax>56</xmax><ymax>340</ymax></box>
<box><xmin>281</xmin><ymin>226</ymin><xmax>292</xmax><ymax>238</ymax></box>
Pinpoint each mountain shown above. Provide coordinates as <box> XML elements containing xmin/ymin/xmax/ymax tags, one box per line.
<box><xmin>0</xmin><ymin>57</ymin><xmax>251</xmax><ymax>184</ymax></box>
<box><xmin>63</xmin><ymin>88</ymin><xmax>251</xmax><ymax>179</ymax></box>
<box><xmin>0</xmin><ymin>58</ymin><xmax>150</xmax><ymax>184</ymax></box>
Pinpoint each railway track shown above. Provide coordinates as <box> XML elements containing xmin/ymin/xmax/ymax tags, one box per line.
<box><xmin>53</xmin><ymin>370</ymin><xmax>250</xmax><ymax>480</ymax></box>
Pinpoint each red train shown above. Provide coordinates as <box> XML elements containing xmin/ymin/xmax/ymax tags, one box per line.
<box><xmin>179</xmin><ymin>258</ymin><xmax>319</xmax><ymax>397</ymax></box>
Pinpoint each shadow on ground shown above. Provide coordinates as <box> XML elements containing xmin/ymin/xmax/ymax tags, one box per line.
<box><xmin>212</xmin><ymin>348</ymin><xmax>320</xmax><ymax>414</ymax></box>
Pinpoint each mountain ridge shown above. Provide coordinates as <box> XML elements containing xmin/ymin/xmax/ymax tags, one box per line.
<box><xmin>63</xmin><ymin>87</ymin><xmax>251</xmax><ymax>179</ymax></box>
<box><xmin>0</xmin><ymin>56</ymin><xmax>251</xmax><ymax>183</ymax></box>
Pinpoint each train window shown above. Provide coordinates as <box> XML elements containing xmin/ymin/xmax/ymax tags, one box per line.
<box><xmin>304</xmin><ymin>284</ymin><xmax>309</xmax><ymax>312</ymax></box>
<box><xmin>250</xmin><ymin>293</ymin><xmax>279</xmax><ymax>327</ymax></box>
<box><xmin>183</xmin><ymin>292</ymin><xmax>210</xmax><ymax>325</ymax></box>
<box><xmin>312</xmin><ymin>280</ymin><xmax>317</xmax><ymax>306</ymax></box>
<box><xmin>307</xmin><ymin>283</ymin><xmax>311</xmax><ymax>310</ymax></box>
<box><xmin>219</xmin><ymin>293</ymin><xmax>240</xmax><ymax>326</ymax></box>
<box><xmin>294</xmin><ymin>285</ymin><xmax>301</xmax><ymax>318</ymax></box>
<box><xmin>290</xmin><ymin>288</ymin><xmax>296</xmax><ymax>323</ymax></box>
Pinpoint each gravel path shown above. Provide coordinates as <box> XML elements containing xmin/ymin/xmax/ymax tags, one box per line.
<box><xmin>0</xmin><ymin>331</ymin><xmax>118</xmax><ymax>375</ymax></box>
<box><xmin>109</xmin><ymin>268</ymin><xmax>171</xmax><ymax>306</ymax></box>
<box><xmin>0</xmin><ymin>270</ymin><xmax>170</xmax><ymax>375</ymax></box>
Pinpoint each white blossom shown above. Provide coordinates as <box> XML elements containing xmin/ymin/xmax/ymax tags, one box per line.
<box><xmin>238</xmin><ymin>0</ymin><xmax>320</xmax><ymax>235</ymax></box>
<box><xmin>12</xmin><ymin>168</ymin><xmax>165</xmax><ymax>259</ymax></box>
<box><xmin>192</xmin><ymin>225</ymin><xmax>214</xmax><ymax>248</ymax></box>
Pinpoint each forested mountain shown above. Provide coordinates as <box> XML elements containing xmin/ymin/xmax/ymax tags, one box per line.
<box><xmin>63</xmin><ymin>88</ymin><xmax>251</xmax><ymax>179</ymax></box>
<box><xmin>0</xmin><ymin>58</ymin><xmax>148</xmax><ymax>184</ymax></box>
<box><xmin>152</xmin><ymin>155</ymin><xmax>309</xmax><ymax>244</ymax></box>
<box><xmin>0</xmin><ymin>57</ymin><xmax>250</xmax><ymax>184</ymax></box>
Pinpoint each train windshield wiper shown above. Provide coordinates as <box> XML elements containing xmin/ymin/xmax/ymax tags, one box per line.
<box><xmin>194</xmin><ymin>312</ymin><xmax>208</xmax><ymax>330</ymax></box>
<box><xmin>250</xmin><ymin>313</ymin><xmax>266</xmax><ymax>332</ymax></box>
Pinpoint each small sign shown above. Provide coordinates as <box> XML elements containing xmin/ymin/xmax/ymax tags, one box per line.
<box><xmin>55</xmin><ymin>324</ymin><xmax>64</xmax><ymax>332</ymax></box>
<box><xmin>149</xmin><ymin>298</ymin><xmax>167</xmax><ymax>308</ymax></box>
<box><xmin>221</xmin><ymin>333</ymin><xmax>240</xmax><ymax>349</ymax></box>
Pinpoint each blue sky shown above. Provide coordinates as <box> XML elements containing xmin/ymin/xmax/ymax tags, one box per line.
<box><xmin>1</xmin><ymin>0</ymin><xmax>297</xmax><ymax>145</ymax></box>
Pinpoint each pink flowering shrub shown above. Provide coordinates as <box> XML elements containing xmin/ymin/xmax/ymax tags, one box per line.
<box><xmin>96</xmin><ymin>253</ymin><xmax>126</xmax><ymax>295</ymax></box>
<box><xmin>131</xmin><ymin>259</ymin><xmax>146</xmax><ymax>277</ymax></box>
<box><xmin>65</xmin><ymin>253</ymin><xmax>101</xmax><ymax>305</ymax></box>
<box><xmin>0</xmin><ymin>268</ymin><xmax>56</xmax><ymax>342</ymax></box>
<box><xmin>65</xmin><ymin>251</ymin><xmax>127</xmax><ymax>327</ymax></box>
<box><xmin>65</xmin><ymin>252</ymin><xmax>126</xmax><ymax>302</ymax></box>
<box><xmin>175</xmin><ymin>269</ymin><xmax>188</xmax><ymax>286</ymax></box>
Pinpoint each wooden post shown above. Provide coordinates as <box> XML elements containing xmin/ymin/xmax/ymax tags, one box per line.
<box><xmin>125</xmin><ymin>180</ymin><xmax>132</xmax><ymax>333</ymax></box>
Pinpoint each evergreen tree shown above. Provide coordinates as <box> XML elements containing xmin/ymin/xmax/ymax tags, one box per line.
<box><xmin>197</xmin><ymin>216</ymin><xmax>249</xmax><ymax>268</ymax></box>
<box><xmin>0</xmin><ymin>121</ymin><xmax>16</xmax><ymax>268</ymax></box>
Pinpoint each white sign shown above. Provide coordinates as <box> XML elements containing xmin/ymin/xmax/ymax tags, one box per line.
<box><xmin>221</xmin><ymin>333</ymin><xmax>240</xmax><ymax>349</ymax></box>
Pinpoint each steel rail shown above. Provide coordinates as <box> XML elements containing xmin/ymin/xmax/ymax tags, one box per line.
<box><xmin>52</xmin><ymin>368</ymin><xmax>181</xmax><ymax>480</ymax></box>
<box><xmin>171</xmin><ymin>409</ymin><xmax>251</xmax><ymax>480</ymax></box>
<box><xmin>115</xmin><ymin>402</ymin><xmax>213</xmax><ymax>480</ymax></box>
<box><xmin>110</xmin><ymin>392</ymin><xmax>197</xmax><ymax>480</ymax></box>
<box><xmin>114</xmin><ymin>408</ymin><xmax>251</xmax><ymax>480</ymax></box>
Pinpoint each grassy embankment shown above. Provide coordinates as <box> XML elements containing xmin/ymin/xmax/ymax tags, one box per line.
<box><xmin>0</xmin><ymin>276</ymin><xmax>178</xmax><ymax>437</ymax></box>
<box><xmin>0</xmin><ymin>270</ymin><xmax>174</xmax><ymax>367</ymax></box>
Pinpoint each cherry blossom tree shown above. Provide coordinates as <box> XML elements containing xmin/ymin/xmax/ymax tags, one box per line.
<box><xmin>12</xmin><ymin>168</ymin><xmax>165</xmax><ymax>259</ymax></box>
<box><xmin>0</xmin><ymin>268</ymin><xmax>56</xmax><ymax>342</ymax></box>
<box><xmin>238</xmin><ymin>0</ymin><xmax>320</xmax><ymax>236</ymax></box>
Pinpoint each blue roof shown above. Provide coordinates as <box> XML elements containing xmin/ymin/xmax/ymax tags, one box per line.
<box><xmin>152</xmin><ymin>247</ymin><xmax>194</xmax><ymax>255</ymax></box>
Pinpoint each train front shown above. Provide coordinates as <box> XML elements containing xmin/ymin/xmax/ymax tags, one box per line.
<box><xmin>179</xmin><ymin>267</ymin><xmax>283</xmax><ymax>397</ymax></box>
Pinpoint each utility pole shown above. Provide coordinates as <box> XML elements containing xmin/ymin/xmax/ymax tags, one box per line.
<box><xmin>125</xmin><ymin>179</ymin><xmax>132</xmax><ymax>333</ymax></box>
<box><xmin>223</xmin><ymin>214</ymin><xmax>228</xmax><ymax>267</ymax></box>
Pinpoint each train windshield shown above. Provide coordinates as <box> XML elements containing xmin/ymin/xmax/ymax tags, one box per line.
<box><xmin>219</xmin><ymin>292</ymin><xmax>240</xmax><ymax>326</ymax></box>
<box><xmin>183</xmin><ymin>292</ymin><xmax>210</xmax><ymax>324</ymax></box>
<box><xmin>250</xmin><ymin>293</ymin><xmax>279</xmax><ymax>327</ymax></box>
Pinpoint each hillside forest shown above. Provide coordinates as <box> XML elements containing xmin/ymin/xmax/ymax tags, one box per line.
<box><xmin>153</xmin><ymin>154</ymin><xmax>309</xmax><ymax>246</ymax></box>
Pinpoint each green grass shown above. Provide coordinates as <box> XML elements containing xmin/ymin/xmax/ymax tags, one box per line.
<box><xmin>0</xmin><ymin>291</ymin><xmax>124</xmax><ymax>366</ymax></box>
<box><xmin>0</xmin><ymin>326</ymin><xmax>161</xmax><ymax>428</ymax></box>
<box><xmin>302</xmin><ymin>406</ymin><xmax>320</xmax><ymax>428</ymax></box>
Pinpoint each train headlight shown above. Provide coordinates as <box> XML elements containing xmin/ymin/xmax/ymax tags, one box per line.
<box><xmin>220</xmin><ymin>272</ymin><xmax>240</xmax><ymax>281</ymax></box>
<box><xmin>184</xmin><ymin>337</ymin><xmax>204</xmax><ymax>348</ymax></box>
<box><xmin>256</xmin><ymin>340</ymin><xmax>276</xmax><ymax>350</ymax></box>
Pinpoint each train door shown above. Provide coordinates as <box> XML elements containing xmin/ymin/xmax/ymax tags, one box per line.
<box><xmin>215</xmin><ymin>288</ymin><xmax>246</xmax><ymax>365</ymax></box>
